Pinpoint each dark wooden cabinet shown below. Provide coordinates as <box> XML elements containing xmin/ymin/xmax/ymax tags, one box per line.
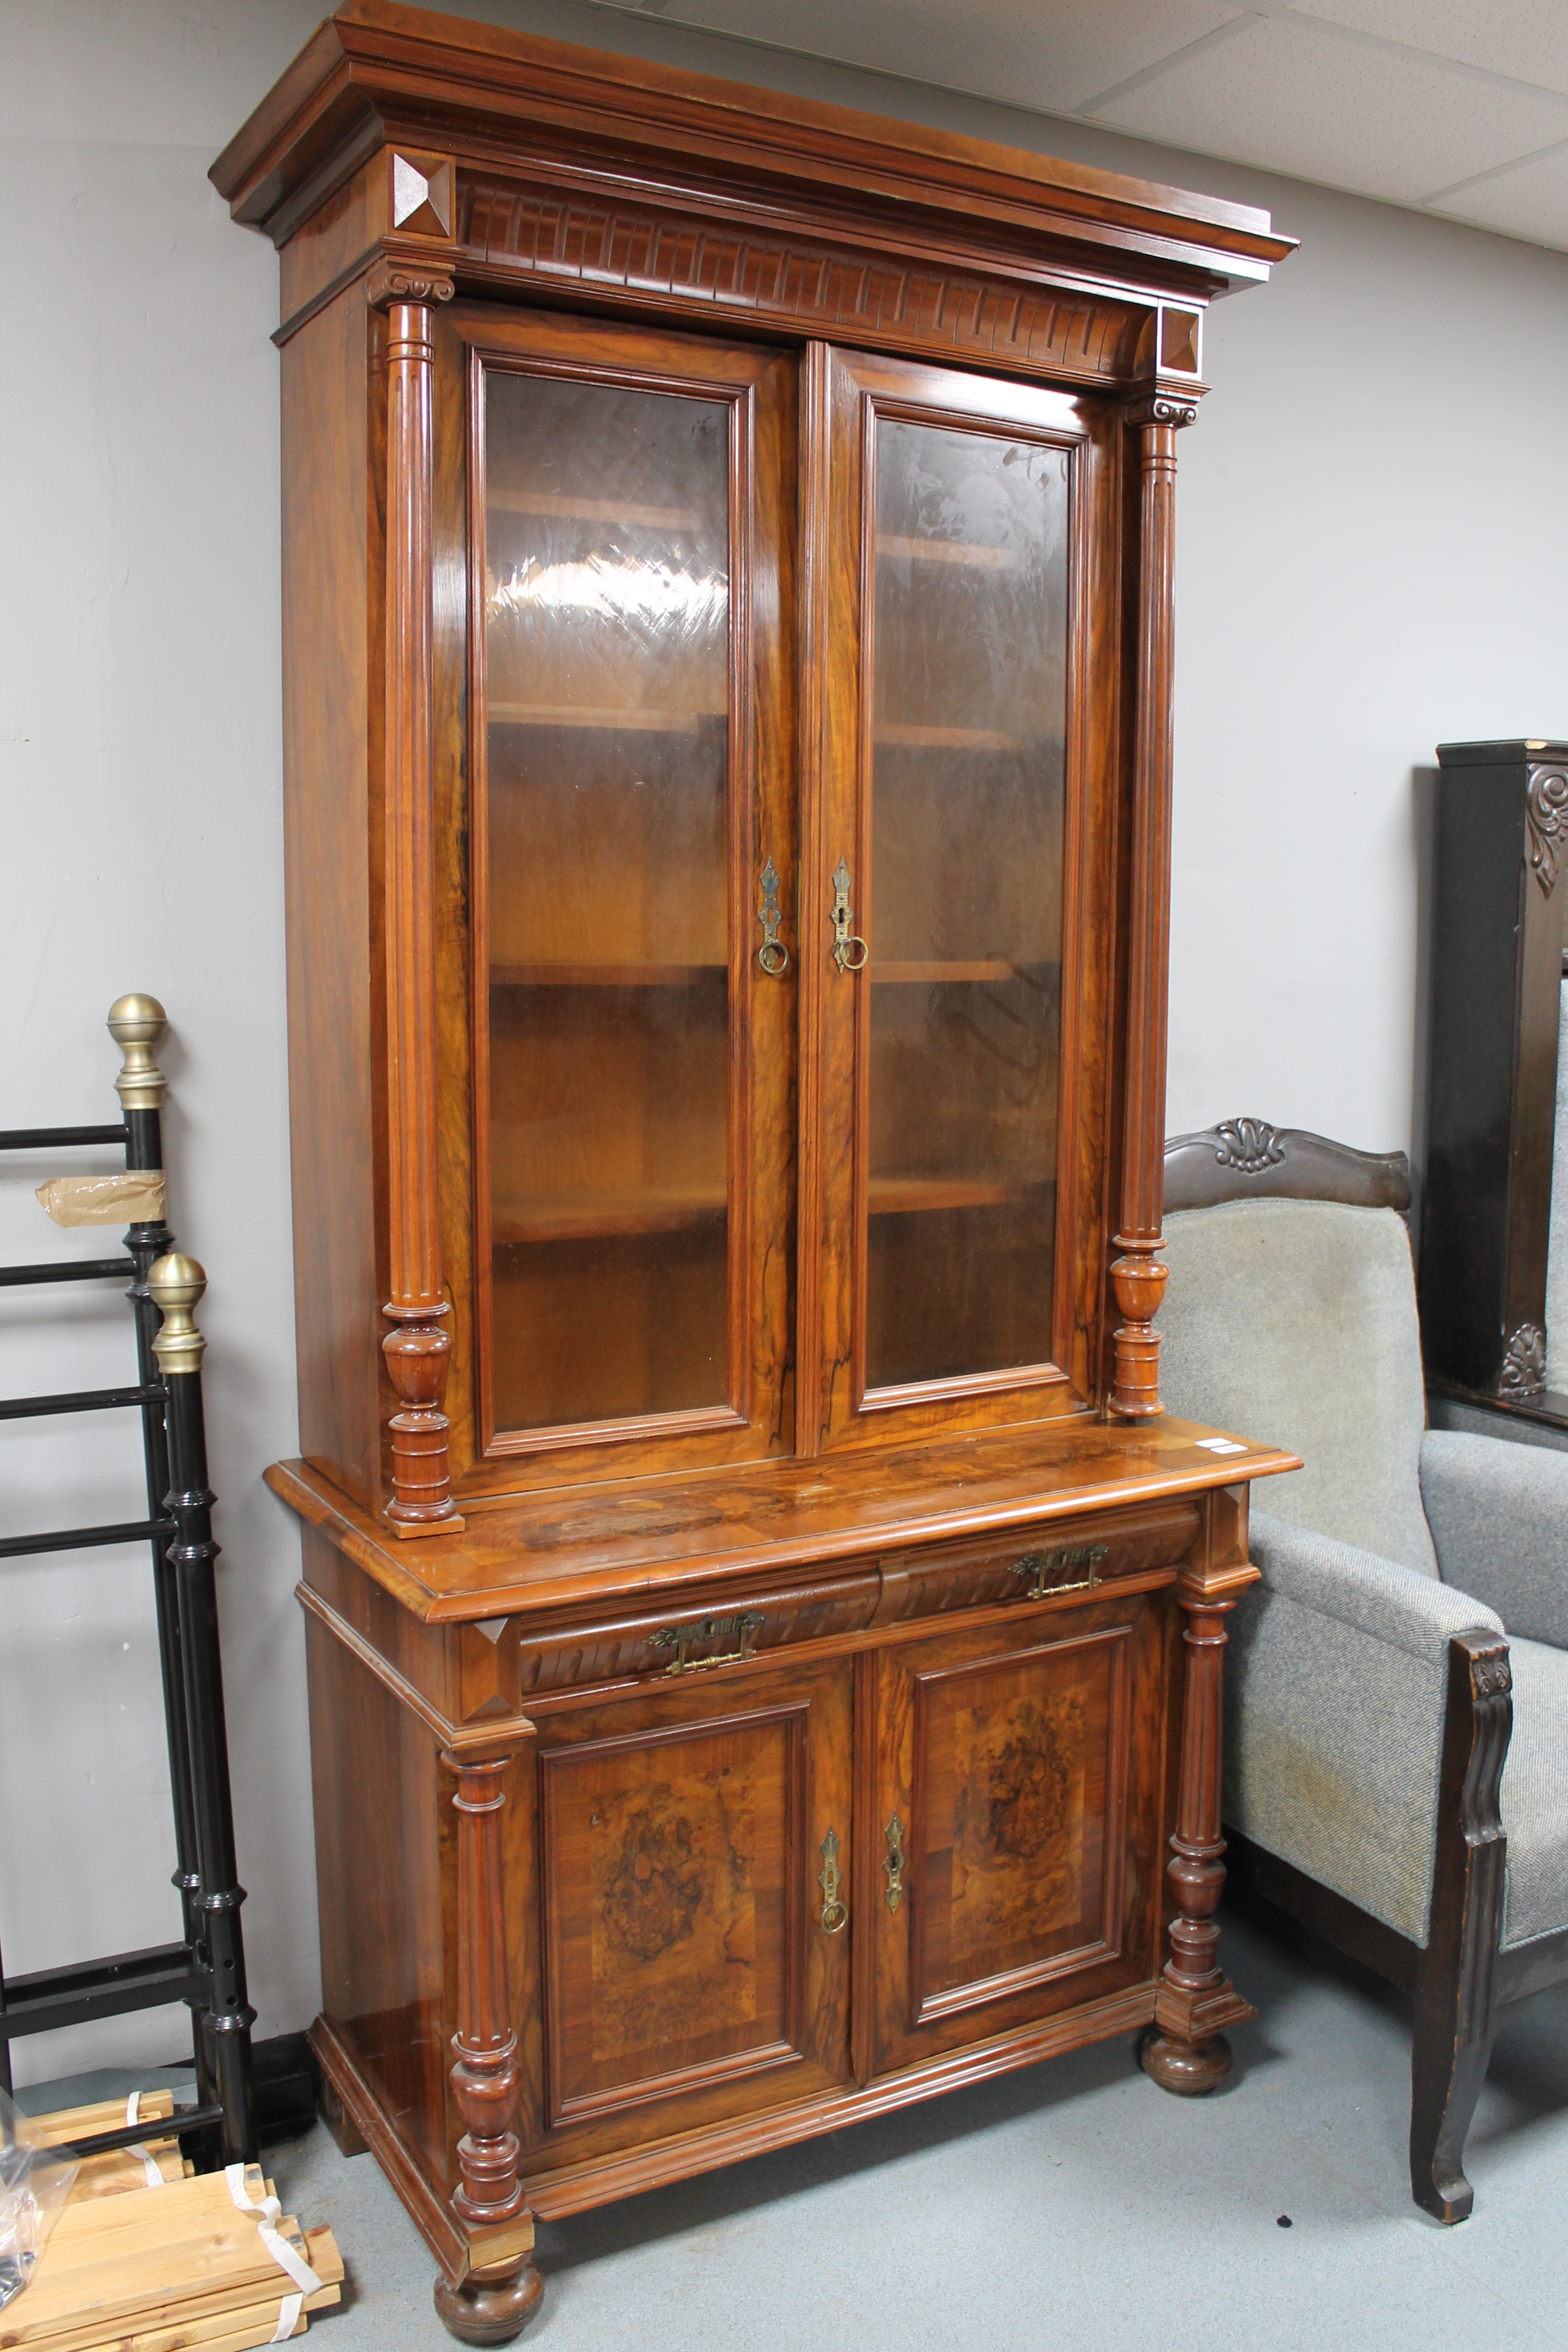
<box><xmin>214</xmin><ymin>7</ymin><xmax>1295</xmax><ymax>2337</ymax></box>
<box><xmin>1420</xmin><ymin>739</ymin><xmax>1568</xmax><ymax>1431</ymax></box>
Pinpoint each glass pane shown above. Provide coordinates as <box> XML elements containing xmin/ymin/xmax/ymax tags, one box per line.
<box><xmin>866</xmin><ymin>417</ymin><xmax>1069</xmax><ymax>1389</ymax></box>
<box><xmin>483</xmin><ymin>370</ymin><xmax>731</xmax><ymax>1432</ymax></box>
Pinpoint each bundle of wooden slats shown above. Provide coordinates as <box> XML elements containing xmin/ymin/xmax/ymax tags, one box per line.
<box><xmin>7</xmin><ymin>2093</ymin><xmax>344</xmax><ymax>2352</ymax></box>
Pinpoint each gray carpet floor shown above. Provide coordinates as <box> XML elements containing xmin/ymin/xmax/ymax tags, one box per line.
<box><xmin>17</xmin><ymin>1904</ymin><xmax>1568</xmax><ymax>2351</ymax></box>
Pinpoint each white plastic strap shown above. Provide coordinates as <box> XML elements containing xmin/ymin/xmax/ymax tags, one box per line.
<box><xmin>271</xmin><ymin>2290</ymin><xmax>304</xmax><ymax>2342</ymax></box>
<box><xmin>123</xmin><ymin>2091</ymin><xmax>165</xmax><ymax>2189</ymax></box>
<box><xmin>225</xmin><ymin>2165</ymin><xmax>323</xmax><ymax>2296</ymax></box>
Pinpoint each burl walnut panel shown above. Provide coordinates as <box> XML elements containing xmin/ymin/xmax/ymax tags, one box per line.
<box><xmin>520</xmin><ymin>1658</ymin><xmax>853</xmax><ymax>2167</ymax></box>
<box><xmin>912</xmin><ymin>1626</ymin><xmax>1129</xmax><ymax>2023</ymax></box>
<box><xmin>872</xmin><ymin>1589</ymin><xmax>1167</xmax><ymax>2076</ymax></box>
<box><xmin>541</xmin><ymin>1708</ymin><xmax>803</xmax><ymax>2125</ymax></box>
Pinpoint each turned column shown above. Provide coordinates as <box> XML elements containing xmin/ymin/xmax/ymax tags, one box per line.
<box><xmin>370</xmin><ymin>258</ymin><xmax>462</xmax><ymax>1535</ymax></box>
<box><xmin>434</xmin><ymin>1746</ymin><xmax>542</xmax><ymax>2345</ymax></box>
<box><xmin>1141</xmin><ymin>1549</ymin><xmax>1257</xmax><ymax>2094</ymax></box>
<box><xmin>1111</xmin><ymin>392</ymin><xmax>1196</xmax><ymax>1417</ymax></box>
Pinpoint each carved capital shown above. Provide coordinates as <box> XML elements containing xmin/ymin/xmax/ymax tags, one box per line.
<box><xmin>1499</xmin><ymin>1321</ymin><xmax>1545</xmax><ymax>1399</ymax></box>
<box><xmin>1125</xmin><ymin>390</ymin><xmax>1200</xmax><ymax>430</ymax></box>
<box><xmin>367</xmin><ymin>247</ymin><xmax>457</xmax><ymax>313</ymax></box>
<box><xmin>1525</xmin><ymin>766</ymin><xmax>1568</xmax><ymax>896</ymax></box>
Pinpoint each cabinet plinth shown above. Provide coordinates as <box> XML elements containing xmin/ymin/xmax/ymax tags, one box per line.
<box><xmin>216</xmin><ymin>5</ymin><xmax>1293</xmax><ymax>2333</ymax></box>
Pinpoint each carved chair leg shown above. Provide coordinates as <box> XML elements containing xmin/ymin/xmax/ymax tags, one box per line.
<box><xmin>1409</xmin><ymin>1631</ymin><xmax>1512</xmax><ymax>2224</ymax></box>
<box><xmin>1141</xmin><ymin>1579</ymin><xmax>1256</xmax><ymax>2094</ymax></box>
<box><xmin>433</xmin><ymin>1748</ymin><xmax>543</xmax><ymax>2345</ymax></box>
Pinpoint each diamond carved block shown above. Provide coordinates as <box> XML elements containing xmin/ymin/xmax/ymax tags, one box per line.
<box><xmin>389</xmin><ymin>150</ymin><xmax>454</xmax><ymax>239</ymax></box>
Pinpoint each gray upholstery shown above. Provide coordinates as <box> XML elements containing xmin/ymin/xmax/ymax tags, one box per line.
<box><xmin>1546</xmin><ymin>977</ymin><xmax>1568</xmax><ymax>1393</ymax></box>
<box><xmin>1422</xmin><ymin>1429</ymin><xmax>1568</xmax><ymax>1648</ymax></box>
<box><xmin>1166</xmin><ymin>1189</ymin><xmax>1568</xmax><ymax>1957</ymax></box>
<box><xmin>1162</xmin><ymin>1198</ymin><xmax>1437</xmax><ymax>1575</ymax></box>
<box><xmin>1229</xmin><ymin>1513</ymin><xmax>1502</xmax><ymax>1943</ymax></box>
<box><xmin>1501</xmin><ymin>1637</ymin><xmax>1568</xmax><ymax>1948</ymax></box>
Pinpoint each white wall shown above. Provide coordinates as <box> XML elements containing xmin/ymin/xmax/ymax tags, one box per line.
<box><xmin>2</xmin><ymin>0</ymin><xmax>1566</xmax><ymax>2082</ymax></box>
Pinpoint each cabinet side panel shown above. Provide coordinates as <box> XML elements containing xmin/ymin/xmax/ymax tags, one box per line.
<box><xmin>1420</xmin><ymin>766</ymin><xmax>1525</xmax><ymax>1391</ymax></box>
<box><xmin>281</xmin><ymin>282</ymin><xmax>382</xmax><ymax>1503</ymax></box>
<box><xmin>304</xmin><ymin>1533</ymin><xmax>452</xmax><ymax>2196</ymax></box>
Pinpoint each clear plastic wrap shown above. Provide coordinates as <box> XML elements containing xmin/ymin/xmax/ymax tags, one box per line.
<box><xmin>0</xmin><ymin>2089</ymin><xmax>78</xmax><ymax>2308</ymax></box>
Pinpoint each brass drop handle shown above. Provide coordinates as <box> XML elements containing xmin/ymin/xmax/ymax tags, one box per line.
<box><xmin>1009</xmin><ymin>1543</ymin><xmax>1108</xmax><ymax>1601</ymax></box>
<box><xmin>647</xmin><ymin>1610</ymin><xmax>765</xmax><ymax>1675</ymax></box>
<box><xmin>831</xmin><ymin>856</ymin><xmax>868</xmax><ymax>973</ymax></box>
<box><xmin>756</xmin><ymin>857</ymin><xmax>789</xmax><ymax>976</ymax></box>
<box><xmin>819</xmin><ymin>1827</ymin><xmax>848</xmax><ymax>1934</ymax></box>
<box><xmin>884</xmin><ymin>1812</ymin><xmax>907</xmax><ymax>1914</ymax></box>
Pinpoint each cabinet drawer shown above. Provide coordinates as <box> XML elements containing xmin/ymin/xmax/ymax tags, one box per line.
<box><xmin>508</xmin><ymin>1569</ymin><xmax>882</xmax><ymax>1701</ymax></box>
<box><xmin>869</xmin><ymin>1501</ymin><xmax>1199</xmax><ymax>1630</ymax></box>
<box><xmin>475</xmin><ymin>1503</ymin><xmax>1197</xmax><ymax>1711</ymax></box>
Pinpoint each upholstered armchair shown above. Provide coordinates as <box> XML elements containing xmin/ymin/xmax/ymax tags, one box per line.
<box><xmin>1158</xmin><ymin>1120</ymin><xmax>1568</xmax><ymax>2223</ymax></box>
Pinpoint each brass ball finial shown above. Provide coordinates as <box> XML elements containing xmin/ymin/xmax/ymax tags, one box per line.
<box><xmin>107</xmin><ymin>994</ymin><xmax>168</xmax><ymax>1112</ymax></box>
<box><xmin>150</xmin><ymin>1253</ymin><xmax>208</xmax><ymax>1376</ymax></box>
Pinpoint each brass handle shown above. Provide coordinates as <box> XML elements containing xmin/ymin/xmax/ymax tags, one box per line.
<box><xmin>647</xmin><ymin>1610</ymin><xmax>765</xmax><ymax>1676</ymax></box>
<box><xmin>831</xmin><ymin>856</ymin><xmax>868</xmax><ymax>974</ymax></box>
<box><xmin>756</xmin><ymin>857</ymin><xmax>789</xmax><ymax>976</ymax></box>
<box><xmin>1009</xmin><ymin>1544</ymin><xmax>1108</xmax><ymax>1601</ymax></box>
<box><xmin>884</xmin><ymin>1812</ymin><xmax>907</xmax><ymax>1914</ymax></box>
<box><xmin>819</xmin><ymin>1827</ymin><xmax>848</xmax><ymax>1934</ymax></box>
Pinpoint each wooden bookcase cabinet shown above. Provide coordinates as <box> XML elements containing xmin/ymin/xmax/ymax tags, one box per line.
<box><xmin>213</xmin><ymin>8</ymin><xmax>1296</xmax><ymax>2337</ymax></box>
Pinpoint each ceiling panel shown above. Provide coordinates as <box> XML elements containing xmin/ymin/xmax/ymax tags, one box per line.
<box><xmin>608</xmin><ymin>0</ymin><xmax>1240</xmax><ymax>116</ymax></box>
<box><xmin>1293</xmin><ymin>1</ymin><xmax>1568</xmax><ymax>97</ymax></box>
<box><xmin>1430</xmin><ymin>143</ymin><xmax>1568</xmax><ymax>244</ymax></box>
<box><xmin>604</xmin><ymin>0</ymin><xmax>1568</xmax><ymax>254</ymax></box>
<box><xmin>1091</xmin><ymin>12</ymin><xmax>1568</xmax><ymax>205</ymax></box>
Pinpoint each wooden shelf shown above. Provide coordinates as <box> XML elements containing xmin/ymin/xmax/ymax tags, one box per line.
<box><xmin>875</xmin><ymin>960</ymin><xmax>1031</xmax><ymax>984</ymax></box>
<box><xmin>868</xmin><ymin>1175</ymin><xmax>1043</xmax><ymax>1216</ymax></box>
<box><xmin>490</xmin><ymin>703</ymin><xmax>725</xmax><ymax>732</ymax></box>
<box><xmin>877</xmin><ymin>533</ymin><xmax>1020</xmax><ymax>571</ymax></box>
<box><xmin>494</xmin><ymin>1183</ymin><xmax>726</xmax><ymax>1244</ymax></box>
<box><xmin>873</xmin><ymin>723</ymin><xmax>1031</xmax><ymax>752</ymax></box>
<box><xmin>488</xmin><ymin>489</ymin><xmax>708</xmax><ymax>531</ymax></box>
<box><xmin>491</xmin><ymin>962</ymin><xmax>726</xmax><ymax>988</ymax></box>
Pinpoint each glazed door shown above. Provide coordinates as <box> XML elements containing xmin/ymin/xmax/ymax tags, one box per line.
<box><xmin>449</xmin><ymin>308</ymin><xmax>797</xmax><ymax>1485</ymax></box>
<box><xmin>868</xmin><ymin>1590</ymin><xmax>1167</xmax><ymax>2076</ymax></box>
<box><xmin>518</xmin><ymin>1655</ymin><xmax>853</xmax><ymax>2166</ymax></box>
<box><xmin>799</xmin><ymin>346</ymin><xmax>1115</xmax><ymax>1452</ymax></box>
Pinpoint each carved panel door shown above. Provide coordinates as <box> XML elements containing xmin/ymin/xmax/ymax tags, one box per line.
<box><xmin>799</xmin><ymin>345</ymin><xmax>1117</xmax><ymax>1455</ymax></box>
<box><xmin>520</xmin><ymin>1656</ymin><xmax>852</xmax><ymax>2163</ymax></box>
<box><xmin>868</xmin><ymin>1592</ymin><xmax>1168</xmax><ymax>2076</ymax></box>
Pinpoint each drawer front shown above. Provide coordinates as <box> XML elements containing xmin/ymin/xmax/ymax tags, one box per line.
<box><xmin>869</xmin><ymin>1501</ymin><xmax>1199</xmax><ymax>1630</ymax></box>
<box><xmin>461</xmin><ymin>1501</ymin><xmax>1198</xmax><ymax>1713</ymax></box>
<box><xmin>508</xmin><ymin>1569</ymin><xmax>882</xmax><ymax>1700</ymax></box>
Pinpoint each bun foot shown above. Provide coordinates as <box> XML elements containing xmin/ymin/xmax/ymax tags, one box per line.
<box><xmin>1139</xmin><ymin>2026</ymin><xmax>1233</xmax><ymax>2097</ymax></box>
<box><xmin>434</xmin><ymin>2256</ymin><xmax>543</xmax><ymax>2344</ymax></box>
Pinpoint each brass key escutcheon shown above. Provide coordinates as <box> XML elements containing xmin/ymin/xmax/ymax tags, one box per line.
<box><xmin>819</xmin><ymin>1826</ymin><xmax>848</xmax><ymax>1934</ymax></box>
<box><xmin>756</xmin><ymin>856</ymin><xmax>789</xmax><ymax>976</ymax></box>
<box><xmin>831</xmin><ymin>856</ymin><xmax>868</xmax><ymax>973</ymax></box>
<box><xmin>884</xmin><ymin>1811</ymin><xmax>907</xmax><ymax>1914</ymax></box>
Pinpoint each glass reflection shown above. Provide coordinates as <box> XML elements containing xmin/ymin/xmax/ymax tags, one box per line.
<box><xmin>483</xmin><ymin>372</ymin><xmax>731</xmax><ymax>1433</ymax></box>
<box><xmin>866</xmin><ymin>417</ymin><xmax>1069</xmax><ymax>1389</ymax></box>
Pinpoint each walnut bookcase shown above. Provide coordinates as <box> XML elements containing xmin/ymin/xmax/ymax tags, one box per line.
<box><xmin>213</xmin><ymin>9</ymin><xmax>1297</xmax><ymax>2336</ymax></box>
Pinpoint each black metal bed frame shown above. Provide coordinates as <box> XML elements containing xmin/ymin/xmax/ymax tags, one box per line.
<box><xmin>0</xmin><ymin>997</ymin><xmax>256</xmax><ymax>2165</ymax></box>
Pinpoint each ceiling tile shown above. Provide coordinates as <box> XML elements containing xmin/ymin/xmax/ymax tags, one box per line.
<box><xmin>1429</xmin><ymin>143</ymin><xmax>1568</xmax><ymax>248</ymax></box>
<box><xmin>606</xmin><ymin>0</ymin><xmax>1242</xmax><ymax>116</ymax></box>
<box><xmin>1292</xmin><ymin>2</ymin><xmax>1568</xmax><ymax>97</ymax></box>
<box><xmin>1092</xmin><ymin>12</ymin><xmax>1568</xmax><ymax>203</ymax></box>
